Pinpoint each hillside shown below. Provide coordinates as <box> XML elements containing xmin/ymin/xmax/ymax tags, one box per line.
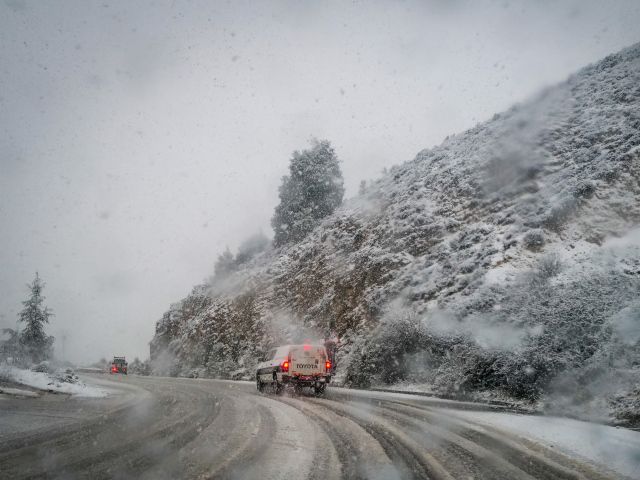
<box><xmin>150</xmin><ymin>43</ymin><xmax>640</xmax><ymax>425</ymax></box>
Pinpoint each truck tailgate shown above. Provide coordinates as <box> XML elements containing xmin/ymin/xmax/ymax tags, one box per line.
<box><xmin>290</xmin><ymin>346</ymin><xmax>326</xmax><ymax>376</ymax></box>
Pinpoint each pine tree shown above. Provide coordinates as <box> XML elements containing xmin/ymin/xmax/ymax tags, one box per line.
<box><xmin>213</xmin><ymin>247</ymin><xmax>236</xmax><ymax>278</ymax></box>
<box><xmin>18</xmin><ymin>272</ymin><xmax>54</xmax><ymax>364</ymax></box>
<box><xmin>235</xmin><ymin>232</ymin><xmax>270</xmax><ymax>265</ymax></box>
<box><xmin>272</xmin><ymin>139</ymin><xmax>345</xmax><ymax>246</ymax></box>
<box><xmin>358</xmin><ymin>179</ymin><xmax>367</xmax><ymax>195</ymax></box>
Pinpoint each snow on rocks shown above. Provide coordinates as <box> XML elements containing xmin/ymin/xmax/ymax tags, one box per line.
<box><xmin>0</xmin><ymin>365</ymin><xmax>110</xmax><ymax>398</ymax></box>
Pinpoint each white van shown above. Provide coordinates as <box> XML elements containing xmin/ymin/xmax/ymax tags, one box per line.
<box><xmin>256</xmin><ymin>344</ymin><xmax>331</xmax><ymax>395</ymax></box>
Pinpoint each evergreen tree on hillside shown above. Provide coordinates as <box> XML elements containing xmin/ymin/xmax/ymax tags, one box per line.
<box><xmin>272</xmin><ymin>139</ymin><xmax>345</xmax><ymax>246</ymax></box>
<box><xmin>18</xmin><ymin>273</ymin><xmax>54</xmax><ymax>364</ymax></box>
<box><xmin>129</xmin><ymin>357</ymin><xmax>151</xmax><ymax>375</ymax></box>
<box><xmin>235</xmin><ymin>232</ymin><xmax>270</xmax><ymax>265</ymax></box>
<box><xmin>213</xmin><ymin>247</ymin><xmax>236</xmax><ymax>278</ymax></box>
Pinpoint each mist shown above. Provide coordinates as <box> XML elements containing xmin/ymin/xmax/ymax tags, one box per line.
<box><xmin>1</xmin><ymin>0</ymin><xmax>640</xmax><ymax>364</ymax></box>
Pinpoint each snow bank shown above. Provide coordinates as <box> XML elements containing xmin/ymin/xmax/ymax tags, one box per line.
<box><xmin>0</xmin><ymin>386</ymin><xmax>40</xmax><ymax>398</ymax></box>
<box><xmin>448</xmin><ymin>409</ymin><xmax>640</xmax><ymax>479</ymax></box>
<box><xmin>1</xmin><ymin>366</ymin><xmax>110</xmax><ymax>398</ymax></box>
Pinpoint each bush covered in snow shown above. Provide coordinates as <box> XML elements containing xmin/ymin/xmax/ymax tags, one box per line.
<box><xmin>31</xmin><ymin>361</ymin><xmax>53</xmax><ymax>374</ymax></box>
<box><xmin>128</xmin><ymin>357</ymin><xmax>151</xmax><ymax>375</ymax></box>
<box><xmin>52</xmin><ymin>368</ymin><xmax>80</xmax><ymax>384</ymax></box>
<box><xmin>523</xmin><ymin>229</ymin><xmax>545</xmax><ymax>251</ymax></box>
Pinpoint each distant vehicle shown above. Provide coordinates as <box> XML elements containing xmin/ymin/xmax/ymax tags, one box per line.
<box><xmin>256</xmin><ymin>344</ymin><xmax>331</xmax><ymax>395</ymax></box>
<box><xmin>110</xmin><ymin>356</ymin><xmax>128</xmax><ymax>374</ymax></box>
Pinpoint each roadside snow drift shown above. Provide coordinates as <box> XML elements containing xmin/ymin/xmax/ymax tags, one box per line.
<box><xmin>1</xmin><ymin>366</ymin><xmax>109</xmax><ymax>398</ymax></box>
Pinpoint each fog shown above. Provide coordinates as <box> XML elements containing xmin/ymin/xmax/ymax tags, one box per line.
<box><xmin>1</xmin><ymin>0</ymin><xmax>639</xmax><ymax>364</ymax></box>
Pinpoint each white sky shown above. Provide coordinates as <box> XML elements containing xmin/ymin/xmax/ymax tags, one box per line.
<box><xmin>1</xmin><ymin>0</ymin><xmax>639</xmax><ymax>364</ymax></box>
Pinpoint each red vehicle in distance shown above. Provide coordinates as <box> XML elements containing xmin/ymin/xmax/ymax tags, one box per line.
<box><xmin>110</xmin><ymin>357</ymin><xmax>128</xmax><ymax>374</ymax></box>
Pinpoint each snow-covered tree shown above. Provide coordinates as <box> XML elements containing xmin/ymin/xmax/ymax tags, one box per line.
<box><xmin>0</xmin><ymin>328</ymin><xmax>21</xmax><ymax>362</ymax></box>
<box><xmin>129</xmin><ymin>357</ymin><xmax>151</xmax><ymax>375</ymax></box>
<box><xmin>358</xmin><ymin>179</ymin><xmax>369</xmax><ymax>196</ymax></box>
<box><xmin>272</xmin><ymin>139</ymin><xmax>344</xmax><ymax>246</ymax></box>
<box><xmin>213</xmin><ymin>247</ymin><xmax>235</xmax><ymax>278</ymax></box>
<box><xmin>18</xmin><ymin>273</ymin><xmax>54</xmax><ymax>364</ymax></box>
<box><xmin>235</xmin><ymin>232</ymin><xmax>270</xmax><ymax>265</ymax></box>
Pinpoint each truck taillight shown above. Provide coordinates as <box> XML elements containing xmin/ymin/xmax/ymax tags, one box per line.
<box><xmin>325</xmin><ymin>361</ymin><xmax>331</xmax><ymax>371</ymax></box>
<box><xmin>281</xmin><ymin>361</ymin><xmax>289</xmax><ymax>373</ymax></box>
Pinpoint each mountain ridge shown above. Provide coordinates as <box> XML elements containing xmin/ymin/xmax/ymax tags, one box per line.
<box><xmin>150</xmin><ymin>42</ymin><xmax>640</xmax><ymax>425</ymax></box>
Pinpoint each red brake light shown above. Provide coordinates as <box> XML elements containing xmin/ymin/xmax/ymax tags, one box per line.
<box><xmin>325</xmin><ymin>361</ymin><xmax>331</xmax><ymax>371</ymax></box>
<box><xmin>281</xmin><ymin>361</ymin><xmax>289</xmax><ymax>373</ymax></box>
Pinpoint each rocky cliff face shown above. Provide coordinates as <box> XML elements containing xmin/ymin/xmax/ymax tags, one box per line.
<box><xmin>150</xmin><ymin>44</ymin><xmax>640</xmax><ymax>425</ymax></box>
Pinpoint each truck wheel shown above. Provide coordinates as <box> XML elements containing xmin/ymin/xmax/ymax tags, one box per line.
<box><xmin>256</xmin><ymin>376</ymin><xmax>264</xmax><ymax>393</ymax></box>
<box><xmin>314</xmin><ymin>383</ymin><xmax>326</xmax><ymax>396</ymax></box>
<box><xmin>293</xmin><ymin>384</ymin><xmax>303</xmax><ymax>396</ymax></box>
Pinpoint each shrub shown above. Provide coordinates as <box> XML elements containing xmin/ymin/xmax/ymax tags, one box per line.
<box><xmin>523</xmin><ymin>229</ymin><xmax>545</xmax><ymax>250</ymax></box>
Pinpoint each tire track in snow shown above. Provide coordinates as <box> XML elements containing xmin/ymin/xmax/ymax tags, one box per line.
<box><xmin>268</xmin><ymin>389</ymin><xmax>621</xmax><ymax>480</ymax></box>
<box><xmin>276</xmin><ymin>395</ymin><xmax>396</xmax><ymax>480</ymax></box>
<box><xmin>302</xmin><ymin>391</ymin><xmax>619</xmax><ymax>480</ymax></box>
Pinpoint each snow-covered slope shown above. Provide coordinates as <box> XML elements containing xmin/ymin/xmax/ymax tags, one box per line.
<box><xmin>150</xmin><ymin>43</ymin><xmax>640</xmax><ymax>425</ymax></box>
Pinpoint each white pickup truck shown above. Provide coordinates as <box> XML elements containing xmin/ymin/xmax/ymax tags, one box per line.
<box><xmin>256</xmin><ymin>344</ymin><xmax>331</xmax><ymax>395</ymax></box>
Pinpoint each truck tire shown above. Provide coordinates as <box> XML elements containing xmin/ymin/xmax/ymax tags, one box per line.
<box><xmin>256</xmin><ymin>376</ymin><xmax>264</xmax><ymax>393</ymax></box>
<box><xmin>314</xmin><ymin>383</ymin><xmax>326</xmax><ymax>396</ymax></box>
<box><xmin>272</xmin><ymin>372</ymin><xmax>285</xmax><ymax>395</ymax></box>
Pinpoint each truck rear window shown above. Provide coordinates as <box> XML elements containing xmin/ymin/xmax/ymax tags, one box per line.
<box><xmin>290</xmin><ymin>346</ymin><xmax>325</xmax><ymax>359</ymax></box>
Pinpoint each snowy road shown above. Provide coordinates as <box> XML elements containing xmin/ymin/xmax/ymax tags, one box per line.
<box><xmin>0</xmin><ymin>375</ymin><xmax>637</xmax><ymax>479</ymax></box>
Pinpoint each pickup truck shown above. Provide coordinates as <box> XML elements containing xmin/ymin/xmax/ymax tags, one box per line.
<box><xmin>256</xmin><ymin>344</ymin><xmax>331</xmax><ymax>395</ymax></box>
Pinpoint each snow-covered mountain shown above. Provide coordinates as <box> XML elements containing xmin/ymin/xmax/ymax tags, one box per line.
<box><xmin>150</xmin><ymin>43</ymin><xmax>640</xmax><ymax>425</ymax></box>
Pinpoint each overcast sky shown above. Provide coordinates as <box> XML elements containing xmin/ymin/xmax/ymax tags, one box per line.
<box><xmin>1</xmin><ymin>0</ymin><xmax>639</xmax><ymax>364</ymax></box>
